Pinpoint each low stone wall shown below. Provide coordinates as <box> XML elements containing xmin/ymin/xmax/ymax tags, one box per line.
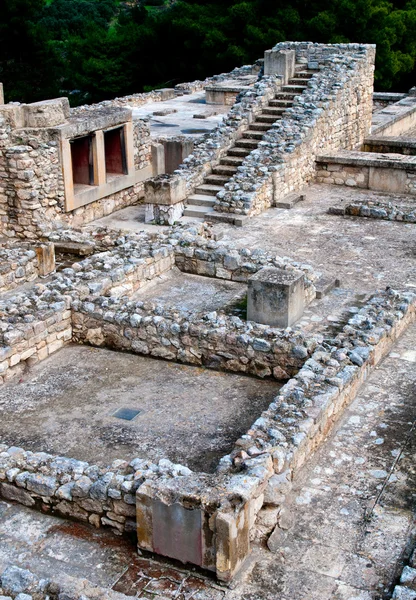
<box><xmin>0</xmin><ymin>230</ymin><xmax>178</xmax><ymax>383</ymax></box>
<box><xmin>0</xmin><ymin>296</ymin><xmax>72</xmax><ymax>384</ymax></box>
<box><xmin>72</xmin><ymin>295</ymin><xmax>315</xmax><ymax>379</ymax></box>
<box><xmin>316</xmin><ymin>151</ymin><xmax>416</xmax><ymax>195</ymax></box>
<box><xmin>329</xmin><ymin>199</ymin><xmax>416</xmax><ymax>222</ymax></box>
<box><xmin>174</xmin><ymin>237</ymin><xmax>317</xmax><ymax>304</ymax></box>
<box><xmin>0</xmin><ymin>246</ymin><xmax>38</xmax><ymax>293</ymax></box>
<box><xmin>215</xmin><ymin>42</ymin><xmax>375</xmax><ymax>216</ymax></box>
<box><xmin>0</xmin><ymin>447</ymin><xmax>187</xmax><ymax>536</ymax></box>
<box><xmin>219</xmin><ymin>288</ymin><xmax>416</xmax><ymax>549</ymax></box>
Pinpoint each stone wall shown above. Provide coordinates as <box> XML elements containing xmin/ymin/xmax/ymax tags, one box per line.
<box><xmin>215</xmin><ymin>42</ymin><xmax>375</xmax><ymax>216</ymax></box>
<box><xmin>329</xmin><ymin>199</ymin><xmax>416</xmax><ymax>222</ymax></box>
<box><xmin>0</xmin><ymin>230</ymin><xmax>177</xmax><ymax>383</ymax></box>
<box><xmin>0</xmin><ymin>298</ymin><xmax>72</xmax><ymax>384</ymax></box>
<box><xmin>71</xmin><ymin>296</ymin><xmax>314</xmax><ymax>379</ymax></box>
<box><xmin>173</xmin><ymin>236</ymin><xmax>317</xmax><ymax>305</ymax></box>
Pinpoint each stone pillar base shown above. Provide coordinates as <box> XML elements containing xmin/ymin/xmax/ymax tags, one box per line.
<box><xmin>145</xmin><ymin>202</ymin><xmax>184</xmax><ymax>225</ymax></box>
<box><xmin>247</xmin><ymin>267</ymin><xmax>305</xmax><ymax>328</ymax></box>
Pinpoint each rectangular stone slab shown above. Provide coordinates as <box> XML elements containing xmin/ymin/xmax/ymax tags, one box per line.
<box><xmin>152</xmin><ymin>500</ymin><xmax>203</xmax><ymax>566</ymax></box>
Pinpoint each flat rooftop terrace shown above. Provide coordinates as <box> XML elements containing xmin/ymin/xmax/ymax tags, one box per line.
<box><xmin>132</xmin><ymin>90</ymin><xmax>230</xmax><ymax>138</ymax></box>
<box><xmin>0</xmin><ymin>345</ymin><xmax>281</xmax><ymax>473</ymax></box>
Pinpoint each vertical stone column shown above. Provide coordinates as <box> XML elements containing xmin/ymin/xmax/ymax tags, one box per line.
<box><xmin>0</xmin><ymin>83</ymin><xmax>4</xmax><ymax>105</ymax></box>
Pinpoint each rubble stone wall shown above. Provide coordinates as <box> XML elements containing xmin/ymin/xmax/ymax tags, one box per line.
<box><xmin>0</xmin><ymin>302</ymin><xmax>72</xmax><ymax>384</ymax></box>
<box><xmin>71</xmin><ymin>297</ymin><xmax>314</xmax><ymax>379</ymax></box>
<box><xmin>0</xmin><ymin>246</ymin><xmax>39</xmax><ymax>293</ymax></box>
<box><xmin>215</xmin><ymin>42</ymin><xmax>375</xmax><ymax>215</ymax></box>
<box><xmin>329</xmin><ymin>199</ymin><xmax>416</xmax><ymax>222</ymax></box>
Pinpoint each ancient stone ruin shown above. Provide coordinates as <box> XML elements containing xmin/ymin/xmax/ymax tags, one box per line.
<box><xmin>0</xmin><ymin>42</ymin><xmax>415</xmax><ymax>600</ymax></box>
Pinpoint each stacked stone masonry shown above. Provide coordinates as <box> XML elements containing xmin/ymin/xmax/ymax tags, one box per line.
<box><xmin>0</xmin><ymin>245</ymin><xmax>38</xmax><ymax>293</ymax></box>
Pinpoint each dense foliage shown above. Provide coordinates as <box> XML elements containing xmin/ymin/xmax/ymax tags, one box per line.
<box><xmin>1</xmin><ymin>0</ymin><xmax>415</xmax><ymax>105</ymax></box>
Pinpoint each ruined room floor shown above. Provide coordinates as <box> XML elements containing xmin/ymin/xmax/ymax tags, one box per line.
<box><xmin>131</xmin><ymin>268</ymin><xmax>246</xmax><ymax>313</ymax></box>
<box><xmin>0</xmin><ymin>345</ymin><xmax>281</xmax><ymax>473</ymax></box>
<box><xmin>212</xmin><ymin>184</ymin><xmax>416</xmax><ymax>294</ymax></box>
<box><xmin>1</xmin><ymin>322</ymin><xmax>414</xmax><ymax>600</ymax></box>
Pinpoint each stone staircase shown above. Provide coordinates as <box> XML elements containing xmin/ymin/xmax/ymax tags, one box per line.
<box><xmin>183</xmin><ymin>67</ymin><xmax>315</xmax><ymax>219</ymax></box>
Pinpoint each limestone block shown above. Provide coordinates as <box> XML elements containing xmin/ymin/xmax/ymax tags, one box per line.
<box><xmin>23</xmin><ymin>98</ymin><xmax>70</xmax><ymax>128</ymax></box>
<box><xmin>144</xmin><ymin>175</ymin><xmax>186</xmax><ymax>206</ymax></box>
<box><xmin>151</xmin><ymin>143</ymin><xmax>165</xmax><ymax>176</ymax></box>
<box><xmin>216</xmin><ymin>504</ymin><xmax>250</xmax><ymax>583</ymax></box>
<box><xmin>0</xmin><ymin>105</ymin><xmax>25</xmax><ymax>128</ymax></box>
<box><xmin>247</xmin><ymin>267</ymin><xmax>305</xmax><ymax>328</ymax></box>
<box><xmin>264</xmin><ymin>49</ymin><xmax>295</xmax><ymax>84</ymax></box>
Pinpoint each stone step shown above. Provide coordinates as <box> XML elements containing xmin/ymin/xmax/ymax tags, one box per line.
<box><xmin>227</xmin><ymin>147</ymin><xmax>251</xmax><ymax>157</ymax></box>
<box><xmin>269</xmin><ymin>99</ymin><xmax>293</xmax><ymax>108</ymax></box>
<box><xmin>288</xmin><ymin>78</ymin><xmax>311</xmax><ymax>86</ymax></box>
<box><xmin>235</xmin><ymin>138</ymin><xmax>259</xmax><ymax>149</ymax></box>
<box><xmin>187</xmin><ymin>194</ymin><xmax>216</xmax><ymax>207</ymax></box>
<box><xmin>212</xmin><ymin>164</ymin><xmax>238</xmax><ymax>176</ymax></box>
<box><xmin>205</xmin><ymin>173</ymin><xmax>230</xmax><ymax>186</ymax></box>
<box><xmin>256</xmin><ymin>115</ymin><xmax>279</xmax><ymax>124</ymax></box>
<box><xmin>282</xmin><ymin>84</ymin><xmax>307</xmax><ymax>94</ymax></box>
<box><xmin>219</xmin><ymin>155</ymin><xmax>245</xmax><ymax>166</ymax></box>
<box><xmin>194</xmin><ymin>184</ymin><xmax>223</xmax><ymax>196</ymax></box>
<box><xmin>242</xmin><ymin>130</ymin><xmax>264</xmax><ymax>140</ymax></box>
<box><xmin>262</xmin><ymin>107</ymin><xmax>286</xmax><ymax>116</ymax></box>
<box><xmin>275</xmin><ymin>92</ymin><xmax>297</xmax><ymax>101</ymax></box>
<box><xmin>183</xmin><ymin>205</ymin><xmax>213</xmax><ymax>218</ymax></box>
<box><xmin>293</xmin><ymin>71</ymin><xmax>314</xmax><ymax>79</ymax></box>
<box><xmin>250</xmin><ymin>122</ymin><xmax>273</xmax><ymax>132</ymax></box>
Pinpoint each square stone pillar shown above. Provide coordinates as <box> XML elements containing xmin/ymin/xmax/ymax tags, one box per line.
<box><xmin>247</xmin><ymin>267</ymin><xmax>305</xmax><ymax>328</ymax></box>
<box><xmin>264</xmin><ymin>49</ymin><xmax>295</xmax><ymax>84</ymax></box>
<box><xmin>0</xmin><ymin>83</ymin><xmax>4</xmax><ymax>105</ymax></box>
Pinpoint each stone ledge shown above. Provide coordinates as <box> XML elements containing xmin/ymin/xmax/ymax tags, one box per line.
<box><xmin>316</xmin><ymin>151</ymin><xmax>416</xmax><ymax>170</ymax></box>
